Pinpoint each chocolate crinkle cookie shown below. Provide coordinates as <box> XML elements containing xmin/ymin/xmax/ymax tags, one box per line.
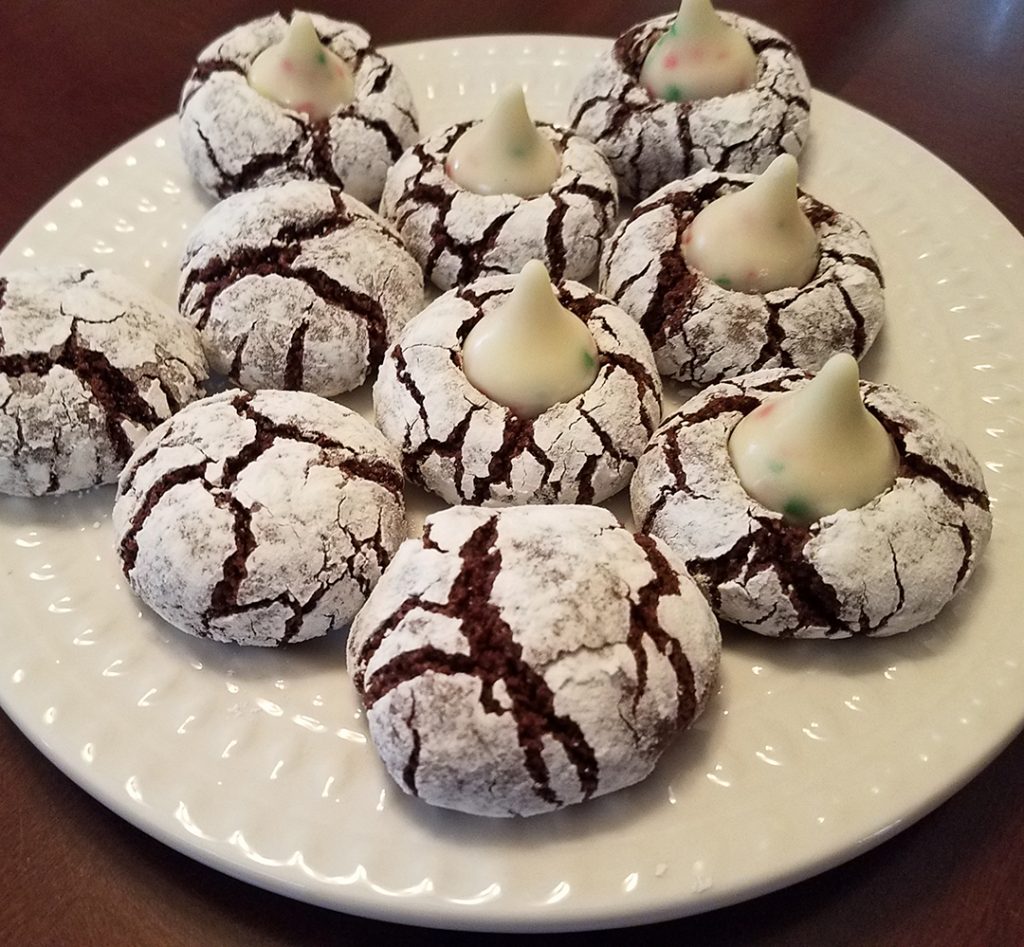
<box><xmin>631</xmin><ymin>369</ymin><xmax>992</xmax><ymax>638</ymax></box>
<box><xmin>600</xmin><ymin>170</ymin><xmax>885</xmax><ymax>386</ymax></box>
<box><xmin>112</xmin><ymin>389</ymin><xmax>406</xmax><ymax>646</ymax></box>
<box><xmin>179</xmin><ymin>181</ymin><xmax>423</xmax><ymax>396</ymax></box>
<box><xmin>379</xmin><ymin>121</ymin><xmax>618</xmax><ymax>290</ymax></box>
<box><xmin>373</xmin><ymin>276</ymin><xmax>662</xmax><ymax>505</ymax></box>
<box><xmin>569</xmin><ymin>12</ymin><xmax>810</xmax><ymax>201</ymax></box>
<box><xmin>347</xmin><ymin>504</ymin><xmax>721</xmax><ymax>817</ymax></box>
<box><xmin>178</xmin><ymin>13</ymin><xmax>418</xmax><ymax>204</ymax></box>
<box><xmin>0</xmin><ymin>267</ymin><xmax>208</xmax><ymax>497</ymax></box>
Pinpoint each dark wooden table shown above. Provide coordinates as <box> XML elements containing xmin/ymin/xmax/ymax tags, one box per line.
<box><xmin>2</xmin><ymin>2</ymin><xmax>1022</xmax><ymax>944</ymax></box>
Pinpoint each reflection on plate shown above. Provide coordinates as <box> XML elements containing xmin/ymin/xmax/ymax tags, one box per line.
<box><xmin>1</xmin><ymin>35</ymin><xmax>1023</xmax><ymax>934</ymax></box>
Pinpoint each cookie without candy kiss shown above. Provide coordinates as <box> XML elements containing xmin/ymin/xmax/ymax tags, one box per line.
<box><xmin>683</xmin><ymin>154</ymin><xmax>819</xmax><ymax>293</ymax></box>
<box><xmin>461</xmin><ymin>260</ymin><xmax>599</xmax><ymax>418</ymax></box>
<box><xmin>640</xmin><ymin>0</ymin><xmax>758</xmax><ymax>103</ymax></box>
<box><xmin>445</xmin><ymin>86</ymin><xmax>561</xmax><ymax>197</ymax></box>
<box><xmin>728</xmin><ymin>353</ymin><xmax>898</xmax><ymax>525</ymax></box>
<box><xmin>248</xmin><ymin>11</ymin><xmax>354</xmax><ymax>120</ymax></box>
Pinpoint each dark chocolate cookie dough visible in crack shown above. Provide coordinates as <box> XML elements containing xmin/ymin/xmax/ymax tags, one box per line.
<box><xmin>0</xmin><ymin>267</ymin><xmax>208</xmax><ymax>497</ymax></box>
<box><xmin>179</xmin><ymin>181</ymin><xmax>422</xmax><ymax>397</ymax></box>
<box><xmin>631</xmin><ymin>368</ymin><xmax>992</xmax><ymax>638</ymax></box>
<box><xmin>112</xmin><ymin>389</ymin><xmax>406</xmax><ymax>646</ymax></box>
<box><xmin>347</xmin><ymin>504</ymin><xmax>721</xmax><ymax>817</ymax></box>
<box><xmin>372</xmin><ymin>274</ymin><xmax>662</xmax><ymax>506</ymax></box>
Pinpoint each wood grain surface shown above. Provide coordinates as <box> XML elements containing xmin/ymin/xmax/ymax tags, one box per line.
<box><xmin>1</xmin><ymin>2</ymin><xmax>1022</xmax><ymax>944</ymax></box>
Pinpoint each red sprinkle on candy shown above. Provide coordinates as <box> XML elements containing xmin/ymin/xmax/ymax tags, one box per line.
<box><xmin>663</xmin><ymin>53</ymin><xmax>679</xmax><ymax>69</ymax></box>
<box><xmin>281</xmin><ymin>58</ymin><xmax>295</xmax><ymax>73</ymax></box>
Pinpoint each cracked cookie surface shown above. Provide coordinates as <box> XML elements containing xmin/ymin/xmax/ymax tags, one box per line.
<box><xmin>347</xmin><ymin>504</ymin><xmax>720</xmax><ymax>817</ymax></box>
<box><xmin>0</xmin><ymin>267</ymin><xmax>208</xmax><ymax>497</ymax></box>
<box><xmin>179</xmin><ymin>181</ymin><xmax>423</xmax><ymax>396</ymax></box>
<box><xmin>379</xmin><ymin>121</ymin><xmax>618</xmax><ymax>290</ymax></box>
<box><xmin>600</xmin><ymin>169</ymin><xmax>885</xmax><ymax>386</ymax></box>
<box><xmin>373</xmin><ymin>274</ymin><xmax>662</xmax><ymax>506</ymax></box>
<box><xmin>569</xmin><ymin>12</ymin><xmax>810</xmax><ymax>201</ymax></box>
<box><xmin>113</xmin><ymin>389</ymin><xmax>406</xmax><ymax>646</ymax></box>
<box><xmin>178</xmin><ymin>12</ymin><xmax>418</xmax><ymax>204</ymax></box>
<box><xmin>631</xmin><ymin>368</ymin><xmax>992</xmax><ymax>638</ymax></box>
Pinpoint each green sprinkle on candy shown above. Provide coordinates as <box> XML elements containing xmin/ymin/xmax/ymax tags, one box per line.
<box><xmin>664</xmin><ymin>84</ymin><xmax>684</xmax><ymax>103</ymax></box>
<box><xmin>317</xmin><ymin>50</ymin><xmax>327</xmax><ymax>66</ymax></box>
<box><xmin>509</xmin><ymin>136</ymin><xmax>536</xmax><ymax>159</ymax></box>
<box><xmin>768</xmin><ymin>459</ymin><xmax>785</xmax><ymax>474</ymax></box>
<box><xmin>581</xmin><ymin>350</ymin><xmax>597</xmax><ymax>372</ymax></box>
<box><xmin>783</xmin><ymin>497</ymin><xmax>812</xmax><ymax>521</ymax></box>
<box><xmin>668</xmin><ymin>20</ymin><xmax>679</xmax><ymax>36</ymax></box>
<box><xmin>715</xmin><ymin>275</ymin><xmax>733</xmax><ymax>289</ymax></box>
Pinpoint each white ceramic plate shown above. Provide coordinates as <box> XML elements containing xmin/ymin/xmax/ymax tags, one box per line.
<box><xmin>1</xmin><ymin>35</ymin><xmax>1022</xmax><ymax>933</ymax></box>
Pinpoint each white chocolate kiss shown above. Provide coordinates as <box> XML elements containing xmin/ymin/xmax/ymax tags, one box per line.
<box><xmin>445</xmin><ymin>87</ymin><xmax>561</xmax><ymax>198</ymax></box>
<box><xmin>640</xmin><ymin>0</ymin><xmax>758</xmax><ymax>103</ymax></box>
<box><xmin>728</xmin><ymin>353</ymin><xmax>899</xmax><ymax>525</ymax></box>
<box><xmin>683</xmin><ymin>154</ymin><xmax>820</xmax><ymax>293</ymax></box>
<box><xmin>462</xmin><ymin>261</ymin><xmax>599</xmax><ymax>419</ymax></box>
<box><xmin>248</xmin><ymin>12</ymin><xmax>354</xmax><ymax>121</ymax></box>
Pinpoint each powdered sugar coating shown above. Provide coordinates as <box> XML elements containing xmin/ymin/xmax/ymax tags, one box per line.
<box><xmin>379</xmin><ymin>121</ymin><xmax>618</xmax><ymax>290</ymax></box>
<box><xmin>178</xmin><ymin>13</ymin><xmax>418</xmax><ymax>204</ymax></box>
<box><xmin>347</xmin><ymin>504</ymin><xmax>721</xmax><ymax>817</ymax></box>
<box><xmin>631</xmin><ymin>369</ymin><xmax>992</xmax><ymax>638</ymax></box>
<box><xmin>178</xmin><ymin>181</ymin><xmax>423</xmax><ymax>396</ymax></box>
<box><xmin>569</xmin><ymin>12</ymin><xmax>811</xmax><ymax>201</ymax></box>
<box><xmin>0</xmin><ymin>267</ymin><xmax>208</xmax><ymax>497</ymax></box>
<box><xmin>373</xmin><ymin>275</ymin><xmax>662</xmax><ymax>505</ymax></box>
<box><xmin>600</xmin><ymin>170</ymin><xmax>885</xmax><ymax>385</ymax></box>
<box><xmin>113</xmin><ymin>389</ymin><xmax>406</xmax><ymax>646</ymax></box>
